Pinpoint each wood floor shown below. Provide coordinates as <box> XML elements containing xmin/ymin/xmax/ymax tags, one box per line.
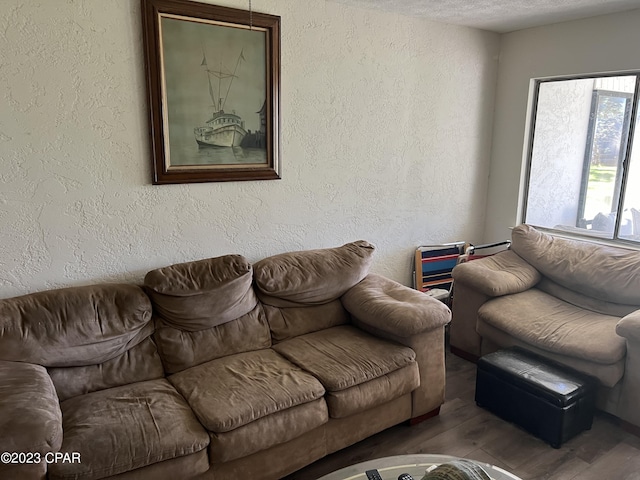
<box><xmin>283</xmin><ymin>351</ymin><xmax>640</xmax><ymax>480</ymax></box>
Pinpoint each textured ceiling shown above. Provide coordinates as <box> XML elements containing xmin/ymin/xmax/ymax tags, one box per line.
<box><xmin>332</xmin><ymin>0</ymin><xmax>640</xmax><ymax>32</ymax></box>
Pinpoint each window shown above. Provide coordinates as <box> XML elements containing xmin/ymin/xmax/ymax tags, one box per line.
<box><xmin>523</xmin><ymin>74</ymin><xmax>640</xmax><ymax>244</ymax></box>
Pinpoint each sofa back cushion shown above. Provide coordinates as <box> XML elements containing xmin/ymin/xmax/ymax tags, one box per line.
<box><xmin>0</xmin><ymin>284</ymin><xmax>162</xmax><ymax>400</ymax></box>
<box><xmin>154</xmin><ymin>303</ymin><xmax>272</xmax><ymax>374</ymax></box>
<box><xmin>47</xmin><ymin>337</ymin><xmax>164</xmax><ymax>401</ymax></box>
<box><xmin>253</xmin><ymin>240</ymin><xmax>375</xmax><ymax>308</ymax></box>
<box><xmin>145</xmin><ymin>255</ymin><xmax>271</xmax><ymax>373</ymax></box>
<box><xmin>536</xmin><ymin>278</ymin><xmax>638</xmax><ymax>318</ymax></box>
<box><xmin>0</xmin><ymin>284</ymin><xmax>154</xmax><ymax>366</ymax></box>
<box><xmin>144</xmin><ymin>255</ymin><xmax>258</xmax><ymax>331</ymax></box>
<box><xmin>511</xmin><ymin>224</ymin><xmax>640</xmax><ymax>306</ymax></box>
<box><xmin>264</xmin><ymin>300</ymin><xmax>351</xmax><ymax>343</ymax></box>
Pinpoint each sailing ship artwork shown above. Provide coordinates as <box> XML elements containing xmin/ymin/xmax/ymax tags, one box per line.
<box><xmin>160</xmin><ymin>14</ymin><xmax>268</xmax><ymax>168</ymax></box>
<box><xmin>194</xmin><ymin>49</ymin><xmax>247</xmax><ymax>148</ymax></box>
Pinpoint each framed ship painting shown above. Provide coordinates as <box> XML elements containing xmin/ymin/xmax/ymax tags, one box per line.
<box><xmin>141</xmin><ymin>0</ymin><xmax>281</xmax><ymax>184</ymax></box>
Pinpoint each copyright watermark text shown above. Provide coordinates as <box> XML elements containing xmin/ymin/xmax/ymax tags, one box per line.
<box><xmin>1</xmin><ymin>452</ymin><xmax>81</xmax><ymax>464</ymax></box>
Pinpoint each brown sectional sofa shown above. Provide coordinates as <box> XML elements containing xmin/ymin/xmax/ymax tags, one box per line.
<box><xmin>0</xmin><ymin>241</ymin><xmax>451</xmax><ymax>480</ymax></box>
<box><xmin>450</xmin><ymin>224</ymin><xmax>640</xmax><ymax>429</ymax></box>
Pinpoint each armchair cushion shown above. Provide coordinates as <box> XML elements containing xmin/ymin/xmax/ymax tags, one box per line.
<box><xmin>536</xmin><ymin>278</ymin><xmax>638</xmax><ymax>318</ymax></box>
<box><xmin>452</xmin><ymin>250</ymin><xmax>541</xmax><ymax>297</ymax></box>
<box><xmin>478</xmin><ymin>289</ymin><xmax>626</xmax><ymax>366</ymax></box>
<box><xmin>511</xmin><ymin>224</ymin><xmax>640</xmax><ymax>305</ymax></box>
<box><xmin>253</xmin><ymin>240</ymin><xmax>375</xmax><ymax>307</ymax></box>
<box><xmin>341</xmin><ymin>273</ymin><xmax>450</xmax><ymax>337</ymax></box>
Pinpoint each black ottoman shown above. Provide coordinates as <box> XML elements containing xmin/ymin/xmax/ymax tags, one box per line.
<box><xmin>475</xmin><ymin>347</ymin><xmax>597</xmax><ymax>448</ymax></box>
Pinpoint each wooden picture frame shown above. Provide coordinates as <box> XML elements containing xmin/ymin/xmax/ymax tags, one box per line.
<box><xmin>141</xmin><ymin>0</ymin><xmax>281</xmax><ymax>184</ymax></box>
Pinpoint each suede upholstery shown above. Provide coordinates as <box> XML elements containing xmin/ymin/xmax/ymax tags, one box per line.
<box><xmin>342</xmin><ymin>273</ymin><xmax>451</xmax><ymax>336</ymax></box>
<box><xmin>264</xmin><ymin>300</ymin><xmax>350</xmax><ymax>343</ymax></box>
<box><xmin>153</xmin><ymin>303</ymin><xmax>272</xmax><ymax>374</ymax></box>
<box><xmin>0</xmin><ymin>361</ymin><xmax>62</xmax><ymax>480</ymax></box>
<box><xmin>273</xmin><ymin>325</ymin><xmax>416</xmax><ymax>391</ymax></box>
<box><xmin>325</xmin><ymin>363</ymin><xmax>420</xmax><ymax>418</ymax></box>
<box><xmin>477</xmin><ymin>289</ymin><xmax>626</xmax><ymax>387</ymax></box>
<box><xmin>536</xmin><ymin>278</ymin><xmax>639</xmax><ymax>317</ymax></box>
<box><xmin>451</xmin><ymin>250</ymin><xmax>541</xmax><ymax>297</ymax></box>
<box><xmin>0</xmin><ymin>241</ymin><xmax>451</xmax><ymax>480</ymax></box>
<box><xmin>208</xmin><ymin>398</ymin><xmax>329</xmax><ymax>463</ymax></box>
<box><xmin>451</xmin><ymin>224</ymin><xmax>640</xmax><ymax>428</ymax></box>
<box><xmin>0</xmin><ymin>284</ymin><xmax>200</xmax><ymax>480</ymax></box>
<box><xmin>511</xmin><ymin>224</ymin><xmax>640</xmax><ymax>305</ymax></box>
<box><xmin>50</xmin><ymin>379</ymin><xmax>209</xmax><ymax>480</ymax></box>
<box><xmin>253</xmin><ymin>240</ymin><xmax>375</xmax><ymax>307</ymax></box>
<box><xmin>617</xmin><ymin>309</ymin><xmax>640</xmax><ymax>342</ymax></box>
<box><xmin>0</xmin><ymin>284</ymin><xmax>153</xmax><ymax>367</ymax></box>
<box><xmin>477</xmin><ymin>321</ymin><xmax>626</xmax><ymax>388</ymax></box>
<box><xmin>273</xmin><ymin>325</ymin><xmax>420</xmax><ymax>419</ymax></box>
<box><xmin>478</xmin><ymin>289</ymin><xmax>626</xmax><ymax>365</ymax></box>
<box><xmin>144</xmin><ymin>255</ymin><xmax>258</xmax><ymax>331</ymax></box>
<box><xmin>48</xmin><ymin>337</ymin><xmax>165</xmax><ymax>401</ymax></box>
<box><xmin>169</xmin><ymin>349</ymin><xmax>325</xmax><ymax>432</ymax></box>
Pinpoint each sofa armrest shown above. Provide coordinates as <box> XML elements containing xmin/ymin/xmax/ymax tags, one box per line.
<box><xmin>0</xmin><ymin>360</ymin><xmax>63</xmax><ymax>479</ymax></box>
<box><xmin>342</xmin><ymin>274</ymin><xmax>450</xmax><ymax>419</ymax></box>
<box><xmin>616</xmin><ymin>309</ymin><xmax>640</xmax><ymax>342</ymax></box>
<box><xmin>341</xmin><ymin>273</ymin><xmax>451</xmax><ymax>337</ymax></box>
<box><xmin>614</xmin><ymin>310</ymin><xmax>640</xmax><ymax>428</ymax></box>
<box><xmin>452</xmin><ymin>250</ymin><xmax>541</xmax><ymax>297</ymax></box>
<box><xmin>449</xmin><ymin>250</ymin><xmax>540</xmax><ymax>359</ymax></box>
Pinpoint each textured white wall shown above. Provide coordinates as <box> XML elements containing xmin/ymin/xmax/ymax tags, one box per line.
<box><xmin>484</xmin><ymin>8</ymin><xmax>640</xmax><ymax>242</ymax></box>
<box><xmin>0</xmin><ymin>0</ymin><xmax>499</xmax><ymax>298</ymax></box>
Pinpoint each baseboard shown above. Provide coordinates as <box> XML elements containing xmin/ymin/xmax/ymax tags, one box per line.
<box><xmin>450</xmin><ymin>345</ymin><xmax>480</xmax><ymax>363</ymax></box>
<box><xmin>408</xmin><ymin>406</ymin><xmax>440</xmax><ymax>426</ymax></box>
<box><xmin>619</xmin><ymin>417</ymin><xmax>640</xmax><ymax>437</ymax></box>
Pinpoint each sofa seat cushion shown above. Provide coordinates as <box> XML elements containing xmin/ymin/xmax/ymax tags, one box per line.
<box><xmin>48</xmin><ymin>379</ymin><xmax>209</xmax><ymax>480</ymax></box>
<box><xmin>477</xmin><ymin>289</ymin><xmax>626</xmax><ymax>387</ymax></box>
<box><xmin>209</xmin><ymin>398</ymin><xmax>328</xmax><ymax>464</ymax></box>
<box><xmin>325</xmin><ymin>362</ymin><xmax>420</xmax><ymax>418</ymax></box>
<box><xmin>169</xmin><ymin>349</ymin><xmax>326</xmax><ymax>433</ymax></box>
<box><xmin>273</xmin><ymin>325</ymin><xmax>417</xmax><ymax>416</ymax></box>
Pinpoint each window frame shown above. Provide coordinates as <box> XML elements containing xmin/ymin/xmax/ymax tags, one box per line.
<box><xmin>576</xmin><ymin>89</ymin><xmax>633</xmax><ymax>226</ymax></box>
<box><xmin>521</xmin><ymin>71</ymin><xmax>640</xmax><ymax>247</ymax></box>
